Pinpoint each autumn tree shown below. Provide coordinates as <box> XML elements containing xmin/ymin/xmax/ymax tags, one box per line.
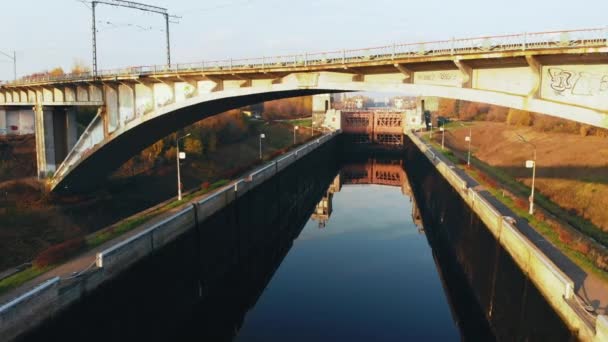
<box><xmin>48</xmin><ymin>67</ymin><xmax>65</xmax><ymax>77</ymax></box>
<box><xmin>184</xmin><ymin>137</ymin><xmax>203</xmax><ymax>156</ymax></box>
<box><xmin>71</xmin><ymin>59</ymin><xmax>91</xmax><ymax>74</ymax></box>
<box><xmin>142</xmin><ymin>140</ymin><xmax>164</xmax><ymax>164</ymax></box>
<box><xmin>164</xmin><ymin>146</ymin><xmax>177</xmax><ymax>161</ymax></box>
<box><xmin>207</xmin><ymin>132</ymin><xmax>218</xmax><ymax>154</ymax></box>
<box><xmin>506</xmin><ymin>109</ymin><xmax>533</xmax><ymax>126</ymax></box>
<box><xmin>437</xmin><ymin>98</ymin><xmax>456</xmax><ymax>117</ymax></box>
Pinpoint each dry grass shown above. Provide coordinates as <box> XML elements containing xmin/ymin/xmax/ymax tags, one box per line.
<box><xmin>444</xmin><ymin>122</ymin><xmax>608</xmax><ymax>232</ymax></box>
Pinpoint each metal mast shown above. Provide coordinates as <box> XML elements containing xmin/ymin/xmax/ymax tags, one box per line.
<box><xmin>88</xmin><ymin>0</ymin><xmax>180</xmax><ymax>76</ymax></box>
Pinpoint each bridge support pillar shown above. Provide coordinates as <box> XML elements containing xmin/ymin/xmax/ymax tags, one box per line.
<box><xmin>0</xmin><ymin>108</ymin><xmax>6</xmax><ymax>135</ymax></box>
<box><xmin>34</xmin><ymin>105</ymin><xmax>79</xmax><ymax>178</ymax></box>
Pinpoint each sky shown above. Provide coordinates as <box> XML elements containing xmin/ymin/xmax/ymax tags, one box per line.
<box><xmin>0</xmin><ymin>0</ymin><xmax>606</xmax><ymax>80</ymax></box>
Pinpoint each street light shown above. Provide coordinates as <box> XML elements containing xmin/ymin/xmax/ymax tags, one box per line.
<box><xmin>293</xmin><ymin>125</ymin><xmax>299</xmax><ymax>144</ymax></box>
<box><xmin>259</xmin><ymin>133</ymin><xmax>266</xmax><ymax>160</ymax></box>
<box><xmin>517</xmin><ymin>133</ymin><xmax>537</xmax><ymax>215</ymax></box>
<box><xmin>175</xmin><ymin>133</ymin><xmax>191</xmax><ymax>201</ymax></box>
<box><xmin>440</xmin><ymin>126</ymin><xmax>445</xmax><ymax>150</ymax></box>
<box><xmin>460</xmin><ymin>123</ymin><xmax>472</xmax><ymax>166</ymax></box>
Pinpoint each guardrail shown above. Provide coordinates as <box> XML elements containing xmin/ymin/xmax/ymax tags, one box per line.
<box><xmin>3</xmin><ymin>27</ymin><xmax>607</xmax><ymax>86</ymax></box>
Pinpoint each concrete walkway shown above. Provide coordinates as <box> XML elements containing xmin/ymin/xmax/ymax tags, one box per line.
<box><xmin>416</xmin><ymin>132</ymin><xmax>608</xmax><ymax>317</ymax></box>
<box><xmin>0</xmin><ymin>194</ymin><xmax>197</xmax><ymax>306</ymax></box>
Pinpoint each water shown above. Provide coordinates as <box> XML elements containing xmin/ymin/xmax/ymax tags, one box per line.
<box><xmin>236</xmin><ymin>185</ymin><xmax>459</xmax><ymax>341</ymax></box>
<box><xmin>22</xmin><ymin>140</ymin><xmax>571</xmax><ymax>341</ymax></box>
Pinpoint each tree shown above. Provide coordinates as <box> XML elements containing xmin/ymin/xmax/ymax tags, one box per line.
<box><xmin>437</xmin><ymin>98</ymin><xmax>456</xmax><ymax>117</ymax></box>
<box><xmin>164</xmin><ymin>146</ymin><xmax>177</xmax><ymax>161</ymax></box>
<box><xmin>48</xmin><ymin>67</ymin><xmax>65</xmax><ymax>77</ymax></box>
<box><xmin>486</xmin><ymin>106</ymin><xmax>508</xmax><ymax>122</ymax></box>
<box><xmin>507</xmin><ymin>109</ymin><xmax>533</xmax><ymax>126</ymax></box>
<box><xmin>71</xmin><ymin>59</ymin><xmax>91</xmax><ymax>74</ymax></box>
<box><xmin>142</xmin><ymin>140</ymin><xmax>164</xmax><ymax>164</ymax></box>
<box><xmin>184</xmin><ymin>137</ymin><xmax>203</xmax><ymax>156</ymax></box>
<box><xmin>207</xmin><ymin>132</ymin><xmax>217</xmax><ymax>154</ymax></box>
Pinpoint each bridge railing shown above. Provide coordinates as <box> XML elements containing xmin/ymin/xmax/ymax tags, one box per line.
<box><xmin>3</xmin><ymin>27</ymin><xmax>607</xmax><ymax>86</ymax></box>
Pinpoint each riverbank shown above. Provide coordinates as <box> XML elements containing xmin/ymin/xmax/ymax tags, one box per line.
<box><xmin>406</xmin><ymin>131</ymin><xmax>608</xmax><ymax>342</ymax></box>
<box><xmin>0</xmin><ymin>130</ymin><xmax>341</xmax><ymax>341</ymax></box>
<box><xmin>0</xmin><ymin>120</ymin><xmax>311</xmax><ymax>273</ymax></box>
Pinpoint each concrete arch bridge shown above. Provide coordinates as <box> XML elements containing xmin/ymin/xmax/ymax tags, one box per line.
<box><xmin>0</xmin><ymin>28</ymin><xmax>607</xmax><ymax>192</ymax></box>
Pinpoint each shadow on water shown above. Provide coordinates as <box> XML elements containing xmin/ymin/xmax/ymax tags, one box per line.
<box><xmin>403</xmin><ymin>137</ymin><xmax>575</xmax><ymax>341</ymax></box>
<box><xmin>20</xmin><ymin>137</ymin><xmax>574</xmax><ymax>341</ymax></box>
<box><xmin>21</xmin><ymin>140</ymin><xmax>340</xmax><ymax>342</ymax></box>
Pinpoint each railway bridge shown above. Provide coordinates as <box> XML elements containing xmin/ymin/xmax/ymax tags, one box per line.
<box><xmin>0</xmin><ymin>28</ymin><xmax>607</xmax><ymax>191</ymax></box>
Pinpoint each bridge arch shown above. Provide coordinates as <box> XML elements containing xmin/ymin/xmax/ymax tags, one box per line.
<box><xmin>50</xmin><ymin>71</ymin><xmax>608</xmax><ymax>192</ymax></box>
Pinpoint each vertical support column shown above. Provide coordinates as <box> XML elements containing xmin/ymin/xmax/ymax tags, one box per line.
<box><xmin>0</xmin><ymin>107</ymin><xmax>6</xmax><ymax>135</ymax></box>
<box><xmin>454</xmin><ymin>59</ymin><xmax>473</xmax><ymax>88</ymax></box>
<box><xmin>34</xmin><ymin>103</ymin><xmax>56</xmax><ymax>178</ymax></box>
<box><xmin>66</xmin><ymin>107</ymin><xmax>78</xmax><ymax>151</ymax></box>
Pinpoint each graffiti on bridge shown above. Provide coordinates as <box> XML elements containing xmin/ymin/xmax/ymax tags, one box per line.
<box><xmin>548</xmin><ymin>67</ymin><xmax>608</xmax><ymax>97</ymax></box>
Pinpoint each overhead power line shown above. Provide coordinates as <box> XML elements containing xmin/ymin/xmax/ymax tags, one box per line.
<box><xmin>78</xmin><ymin>0</ymin><xmax>181</xmax><ymax>76</ymax></box>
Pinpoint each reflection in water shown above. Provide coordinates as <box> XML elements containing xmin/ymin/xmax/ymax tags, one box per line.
<box><xmin>21</xmin><ymin>142</ymin><xmax>571</xmax><ymax>341</ymax></box>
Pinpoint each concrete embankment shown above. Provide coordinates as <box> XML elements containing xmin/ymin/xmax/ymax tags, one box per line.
<box><xmin>405</xmin><ymin>131</ymin><xmax>608</xmax><ymax>342</ymax></box>
<box><xmin>0</xmin><ymin>130</ymin><xmax>341</xmax><ymax>342</ymax></box>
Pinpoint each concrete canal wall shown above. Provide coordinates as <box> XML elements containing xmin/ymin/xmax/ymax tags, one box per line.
<box><xmin>0</xmin><ymin>130</ymin><xmax>340</xmax><ymax>342</ymax></box>
<box><xmin>406</xmin><ymin>131</ymin><xmax>607</xmax><ymax>342</ymax></box>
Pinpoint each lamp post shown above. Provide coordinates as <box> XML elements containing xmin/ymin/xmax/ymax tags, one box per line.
<box><xmin>517</xmin><ymin>133</ymin><xmax>537</xmax><ymax>215</ymax></box>
<box><xmin>293</xmin><ymin>125</ymin><xmax>299</xmax><ymax>144</ymax></box>
<box><xmin>176</xmin><ymin>133</ymin><xmax>191</xmax><ymax>201</ymax></box>
<box><xmin>440</xmin><ymin>126</ymin><xmax>445</xmax><ymax>150</ymax></box>
<box><xmin>461</xmin><ymin>123</ymin><xmax>471</xmax><ymax>166</ymax></box>
<box><xmin>259</xmin><ymin>133</ymin><xmax>265</xmax><ymax>160</ymax></box>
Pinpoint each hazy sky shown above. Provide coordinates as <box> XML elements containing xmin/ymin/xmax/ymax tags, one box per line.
<box><xmin>0</xmin><ymin>0</ymin><xmax>606</xmax><ymax>80</ymax></box>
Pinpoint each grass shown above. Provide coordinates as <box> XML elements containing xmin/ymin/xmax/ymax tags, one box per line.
<box><xmin>422</xmin><ymin>133</ymin><xmax>608</xmax><ymax>282</ymax></box>
<box><xmin>0</xmin><ymin>266</ymin><xmax>51</xmax><ymax>295</ymax></box>
<box><xmin>286</xmin><ymin>118</ymin><xmax>312</xmax><ymax>127</ymax></box>
<box><xmin>471</xmin><ymin>168</ymin><xmax>608</xmax><ymax>283</ymax></box>
<box><xmin>424</xmin><ymin>133</ymin><xmax>608</xmax><ymax>247</ymax></box>
<box><xmin>87</xmin><ymin>178</ymin><xmax>230</xmax><ymax>248</ymax></box>
<box><xmin>0</xmin><ymin>129</ymin><xmax>320</xmax><ymax>298</ymax></box>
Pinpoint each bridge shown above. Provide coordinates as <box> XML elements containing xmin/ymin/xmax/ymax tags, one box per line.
<box><xmin>1</xmin><ymin>28</ymin><xmax>607</xmax><ymax>191</ymax></box>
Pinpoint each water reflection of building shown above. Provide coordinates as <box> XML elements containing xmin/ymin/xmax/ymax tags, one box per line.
<box><xmin>311</xmin><ymin>159</ymin><xmax>424</xmax><ymax>234</ymax></box>
<box><xmin>311</xmin><ymin>174</ymin><xmax>341</xmax><ymax>228</ymax></box>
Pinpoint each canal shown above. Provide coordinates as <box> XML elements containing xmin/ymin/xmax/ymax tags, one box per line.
<box><xmin>20</xmin><ymin>138</ymin><xmax>572</xmax><ymax>341</ymax></box>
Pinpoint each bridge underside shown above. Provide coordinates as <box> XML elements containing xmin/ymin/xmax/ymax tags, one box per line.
<box><xmin>52</xmin><ymin>88</ymin><xmax>338</xmax><ymax>192</ymax></box>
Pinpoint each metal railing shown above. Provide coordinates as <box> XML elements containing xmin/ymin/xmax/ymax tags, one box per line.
<box><xmin>3</xmin><ymin>27</ymin><xmax>607</xmax><ymax>86</ymax></box>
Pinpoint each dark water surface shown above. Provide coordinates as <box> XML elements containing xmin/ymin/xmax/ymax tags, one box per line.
<box><xmin>236</xmin><ymin>184</ymin><xmax>458</xmax><ymax>341</ymax></box>
<box><xmin>21</xmin><ymin>139</ymin><xmax>573</xmax><ymax>341</ymax></box>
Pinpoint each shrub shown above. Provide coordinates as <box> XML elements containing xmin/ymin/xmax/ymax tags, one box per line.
<box><xmin>33</xmin><ymin>237</ymin><xmax>85</xmax><ymax>268</ymax></box>
<box><xmin>557</xmin><ymin>228</ymin><xmax>573</xmax><ymax>244</ymax></box>
<box><xmin>514</xmin><ymin>197</ymin><xmax>528</xmax><ymax>211</ymax></box>
<box><xmin>507</xmin><ymin>109</ymin><xmax>533</xmax><ymax>126</ymax></box>
<box><xmin>486</xmin><ymin>106</ymin><xmax>508</xmax><ymax>122</ymax></box>
<box><xmin>573</xmin><ymin>239</ymin><xmax>590</xmax><ymax>254</ymax></box>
